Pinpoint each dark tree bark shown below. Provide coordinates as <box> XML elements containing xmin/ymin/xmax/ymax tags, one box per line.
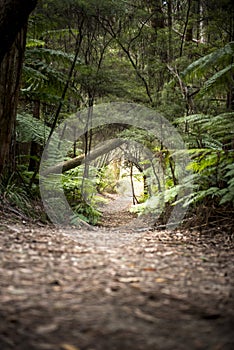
<box><xmin>0</xmin><ymin>0</ymin><xmax>37</xmax><ymax>176</ymax></box>
<box><xmin>167</xmin><ymin>0</ymin><xmax>173</xmax><ymax>62</ymax></box>
<box><xmin>0</xmin><ymin>0</ymin><xmax>37</xmax><ymax>63</ymax></box>
<box><xmin>0</xmin><ymin>26</ymin><xmax>27</xmax><ymax>175</ymax></box>
<box><xmin>28</xmin><ymin>100</ymin><xmax>41</xmax><ymax>172</ymax></box>
<box><xmin>180</xmin><ymin>0</ymin><xmax>191</xmax><ymax>57</ymax></box>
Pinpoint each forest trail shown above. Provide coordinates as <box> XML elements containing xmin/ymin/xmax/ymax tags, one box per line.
<box><xmin>97</xmin><ymin>193</ymin><xmax>153</xmax><ymax>230</ymax></box>
<box><xmin>98</xmin><ymin>193</ymin><xmax>140</xmax><ymax>228</ymax></box>
<box><xmin>0</xmin><ymin>199</ymin><xmax>233</xmax><ymax>350</ymax></box>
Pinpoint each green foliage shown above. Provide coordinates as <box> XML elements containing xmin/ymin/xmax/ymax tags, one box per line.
<box><xmin>219</xmin><ymin>163</ymin><xmax>234</xmax><ymax>204</ymax></box>
<box><xmin>182</xmin><ymin>42</ymin><xmax>234</xmax><ymax>79</ymax></box>
<box><xmin>199</xmin><ymin>64</ymin><xmax>234</xmax><ymax>97</ymax></box>
<box><xmin>172</xmin><ymin>112</ymin><xmax>234</xmax><ymax>208</ymax></box>
<box><xmin>0</xmin><ymin>173</ymin><xmax>34</xmax><ymax>216</ymax></box>
<box><xmin>96</xmin><ymin>165</ymin><xmax>118</xmax><ymax>193</ymax></box>
<box><xmin>9</xmin><ymin>0</ymin><xmax>233</xmax><ymax>226</ymax></box>
<box><xmin>16</xmin><ymin>113</ymin><xmax>50</xmax><ymax>145</ymax></box>
<box><xmin>176</xmin><ymin>112</ymin><xmax>234</xmax><ymax>149</ymax></box>
<box><xmin>26</xmin><ymin>39</ymin><xmax>45</xmax><ymax>48</ymax></box>
<box><xmin>181</xmin><ymin>42</ymin><xmax>234</xmax><ymax>98</ymax></box>
<box><xmin>101</xmin><ymin>57</ymin><xmax>149</xmax><ymax>103</ymax></box>
<box><xmin>71</xmin><ymin>203</ymin><xmax>101</xmax><ymax>225</ymax></box>
<box><xmin>17</xmin><ymin>165</ymin><xmax>41</xmax><ymax>196</ymax></box>
<box><xmin>134</xmin><ymin>108</ymin><xmax>234</xmax><ymax>218</ymax></box>
<box><xmin>22</xmin><ymin>46</ymin><xmax>81</xmax><ymax>106</ymax></box>
<box><xmin>26</xmin><ymin>47</ymin><xmax>80</xmax><ymax>67</ymax></box>
<box><xmin>62</xmin><ymin>166</ymin><xmax>101</xmax><ymax>225</ymax></box>
<box><xmin>119</xmin><ymin>128</ymin><xmax>156</xmax><ymax>149</ymax></box>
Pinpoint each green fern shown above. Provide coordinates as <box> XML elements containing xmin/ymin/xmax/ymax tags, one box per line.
<box><xmin>26</xmin><ymin>38</ymin><xmax>45</xmax><ymax>48</ymax></box>
<box><xmin>21</xmin><ymin>46</ymin><xmax>81</xmax><ymax>106</ymax></box>
<box><xmin>175</xmin><ymin>112</ymin><xmax>234</xmax><ymax>148</ymax></box>
<box><xmin>42</xmin><ymin>28</ymin><xmax>79</xmax><ymax>41</ymax></box>
<box><xmin>199</xmin><ymin>64</ymin><xmax>234</xmax><ymax>97</ymax></box>
<box><xmin>181</xmin><ymin>42</ymin><xmax>234</xmax><ymax>101</ymax></box>
<box><xmin>61</xmin><ymin>166</ymin><xmax>101</xmax><ymax>224</ymax></box>
<box><xmin>181</xmin><ymin>41</ymin><xmax>234</xmax><ymax>79</ymax></box>
<box><xmin>25</xmin><ymin>47</ymin><xmax>81</xmax><ymax>67</ymax></box>
<box><xmin>16</xmin><ymin>113</ymin><xmax>50</xmax><ymax>145</ymax></box>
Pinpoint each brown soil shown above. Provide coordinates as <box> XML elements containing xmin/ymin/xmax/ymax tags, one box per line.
<box><xmin>0</xmin><ymin>196</ymin><xmax>233</xmax><ymax>350</ymax></box>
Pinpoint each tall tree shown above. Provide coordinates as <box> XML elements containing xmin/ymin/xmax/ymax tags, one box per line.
<box><xmin>0</xmin><ymin>0</ymin><xmax>37</xmax><ymax>176</ymax></box>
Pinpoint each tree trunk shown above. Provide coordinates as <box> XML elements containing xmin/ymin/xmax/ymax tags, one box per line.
<box><xmin>167</xmin><ymin>0</ymin><xmax>173</xmax><ymax>62</ymax></box>
<box><xmin>0</xmin><ymin>0</ymin><xmax>37</xmax><ymax>177</ymax></box>
<box><xmin>147</xmin><ymin>0</ymin><xmax>166</xmax><ymax>90</ymax></box>
<box><xmin>41</xmin><ymin>139</ymin><xmax>126</xmax><ymax>176</ymax></box>
<box><xmin>0</xmin><ymin>0</ymin><xmax>37</xmax><ymax>63</ymax></box>
<box><xmin>130</xmin><ymin>163</ymin><xmax>138</xmax><ymax>205</ymax></box>
<box><xmin>0</xmin><ymin>26</ymin><xmax>27</xmax><ymax>175</ymax></box>
<box><xmin>28</xmin><ymin>100</ymin><xmax>41</xmax><ymax>172</ymax></box>
<box><xmin>197</xmin><ymin>0</ymin><xmax>206</xmax><ymax>43</ymax></box>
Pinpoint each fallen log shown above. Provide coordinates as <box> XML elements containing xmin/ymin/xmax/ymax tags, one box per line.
<box><xmin>41</xmin><ymin>139</ymin><xmax>126</xmax><ymax>176</ymax></box>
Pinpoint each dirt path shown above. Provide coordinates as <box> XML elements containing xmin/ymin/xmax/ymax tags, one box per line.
<box><xmin>97</xmin><ymin>193</ymin><xmax>152</xmax><ymax>229</ymax></box>
<box><xmin>0</xmin><ymin>198</ymin><xmax>233</xmax><ymax>350</ymax></box>
<box><xmin>97</xmin><ymin>193</ymin><xmax>135</xmax><ymax>228</ymax></box>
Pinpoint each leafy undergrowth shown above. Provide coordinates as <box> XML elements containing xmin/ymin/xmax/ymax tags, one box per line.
<box><xmin>181</xmin><ymin>202</ymin><xmax>234</xmax><ymax>235</ymax></box>
<box><xmin>0</xmin><ymin>195</ymin><xmax>47</xmax><ymax>226</ymax></box>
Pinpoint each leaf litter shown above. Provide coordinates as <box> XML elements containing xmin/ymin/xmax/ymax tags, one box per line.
<box><xmin>0</xmin><ymin>196</ymin><xmax>233</xmax><ymax>350</ymax></box>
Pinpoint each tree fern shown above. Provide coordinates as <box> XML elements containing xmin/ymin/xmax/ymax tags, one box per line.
<box><xmin>180</xmin><ymin>42</ymin><xmax>234</xmax><ymax>102</ymax></box>
<box><xmin>21</xmin><ymin>46</ymin><xmax>81</xmax><ymax>106</ymax></box>
<box><xmin>16</xmin><ymin>113</ymin><xmax>50</xmax><ymax>145</ymax></box>
<box><xmin>198</xmin><ymin>64</ymin><xmax>234</xmax><ymax>97</ymax></box>
<box><xmin>175</xmin><ymin>112</ymin><xmax>234</xmax><ymax>146</ymax></box>
<box><xmin>175</xmin><ymin>112</ymin><xmax>234</xmax><ymax>207</ymax></box>
<box><xmin>157</xmin><ymin>110</ymin><xmax>234</xmax><ymax>211</ymax></box>
<box><xmin>181</xmin><ymin>41</ymin><xmax>234</xmax><ymax>79</ymax></box>
<box><xmin>25</xmin><ymin>47</ymin><xmax>81</xmax><ymax>67</ymax></box>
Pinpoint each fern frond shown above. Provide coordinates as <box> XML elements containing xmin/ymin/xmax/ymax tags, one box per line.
<box><xmin>176</xmin><ymin>112</ymin><xmax>234</xmax><ymax>147</ymax></box>
<box><xmin>16</xmin><ymin>114</ymin><xmax>50</xmax><ymax>145</ymax></box>
<box><xmin>175</xmin><ymin>114</ymin><xmax>208</xmax><ymax>125</ymax></box>
<box><xmin>202</xmin><ymin>138</ymin><xmax>223</xmax><ymax>150</ymax></box>
<box><xmin>42</xmin><ymin>29</ymin><xmax>79</xmax><ymax>40</ymax></box>
<box><xmin>181</xmin><ymin>41</ymin><xmax>234</xmax><ymax>80</ymax></box>
<box><xmin>22</xmin><ymin>46</ymin><xmax>82</xmax><ymax>103</ymax></box>
<box><xmin>25</xmin><ymin>47</ymin><xmax>81</xmax><ymax>67</ymax></box>
<box><xmin>22</xmin><ymin>64</ymin><xmax>61</xmax><ymax>96</ymax></box>
<box><xmin>198</xmin><ymin>64</ymin><xmax>234</xmax><ymax>97</ymax></box>
<box><xmin>22</xmin><ymin>66</ymin><xmax>49</xmax><ymax>83</ymax></box>
<box><xmin>26</xmin><ymin>39</ymin><xmax>45</xmax><ymax>48</ymax></box>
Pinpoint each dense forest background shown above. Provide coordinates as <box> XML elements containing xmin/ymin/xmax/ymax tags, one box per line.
<box><xmin>0</xmin><ymin>0</ymin><xmax>233</xmax><ymax>229</ymax></box>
